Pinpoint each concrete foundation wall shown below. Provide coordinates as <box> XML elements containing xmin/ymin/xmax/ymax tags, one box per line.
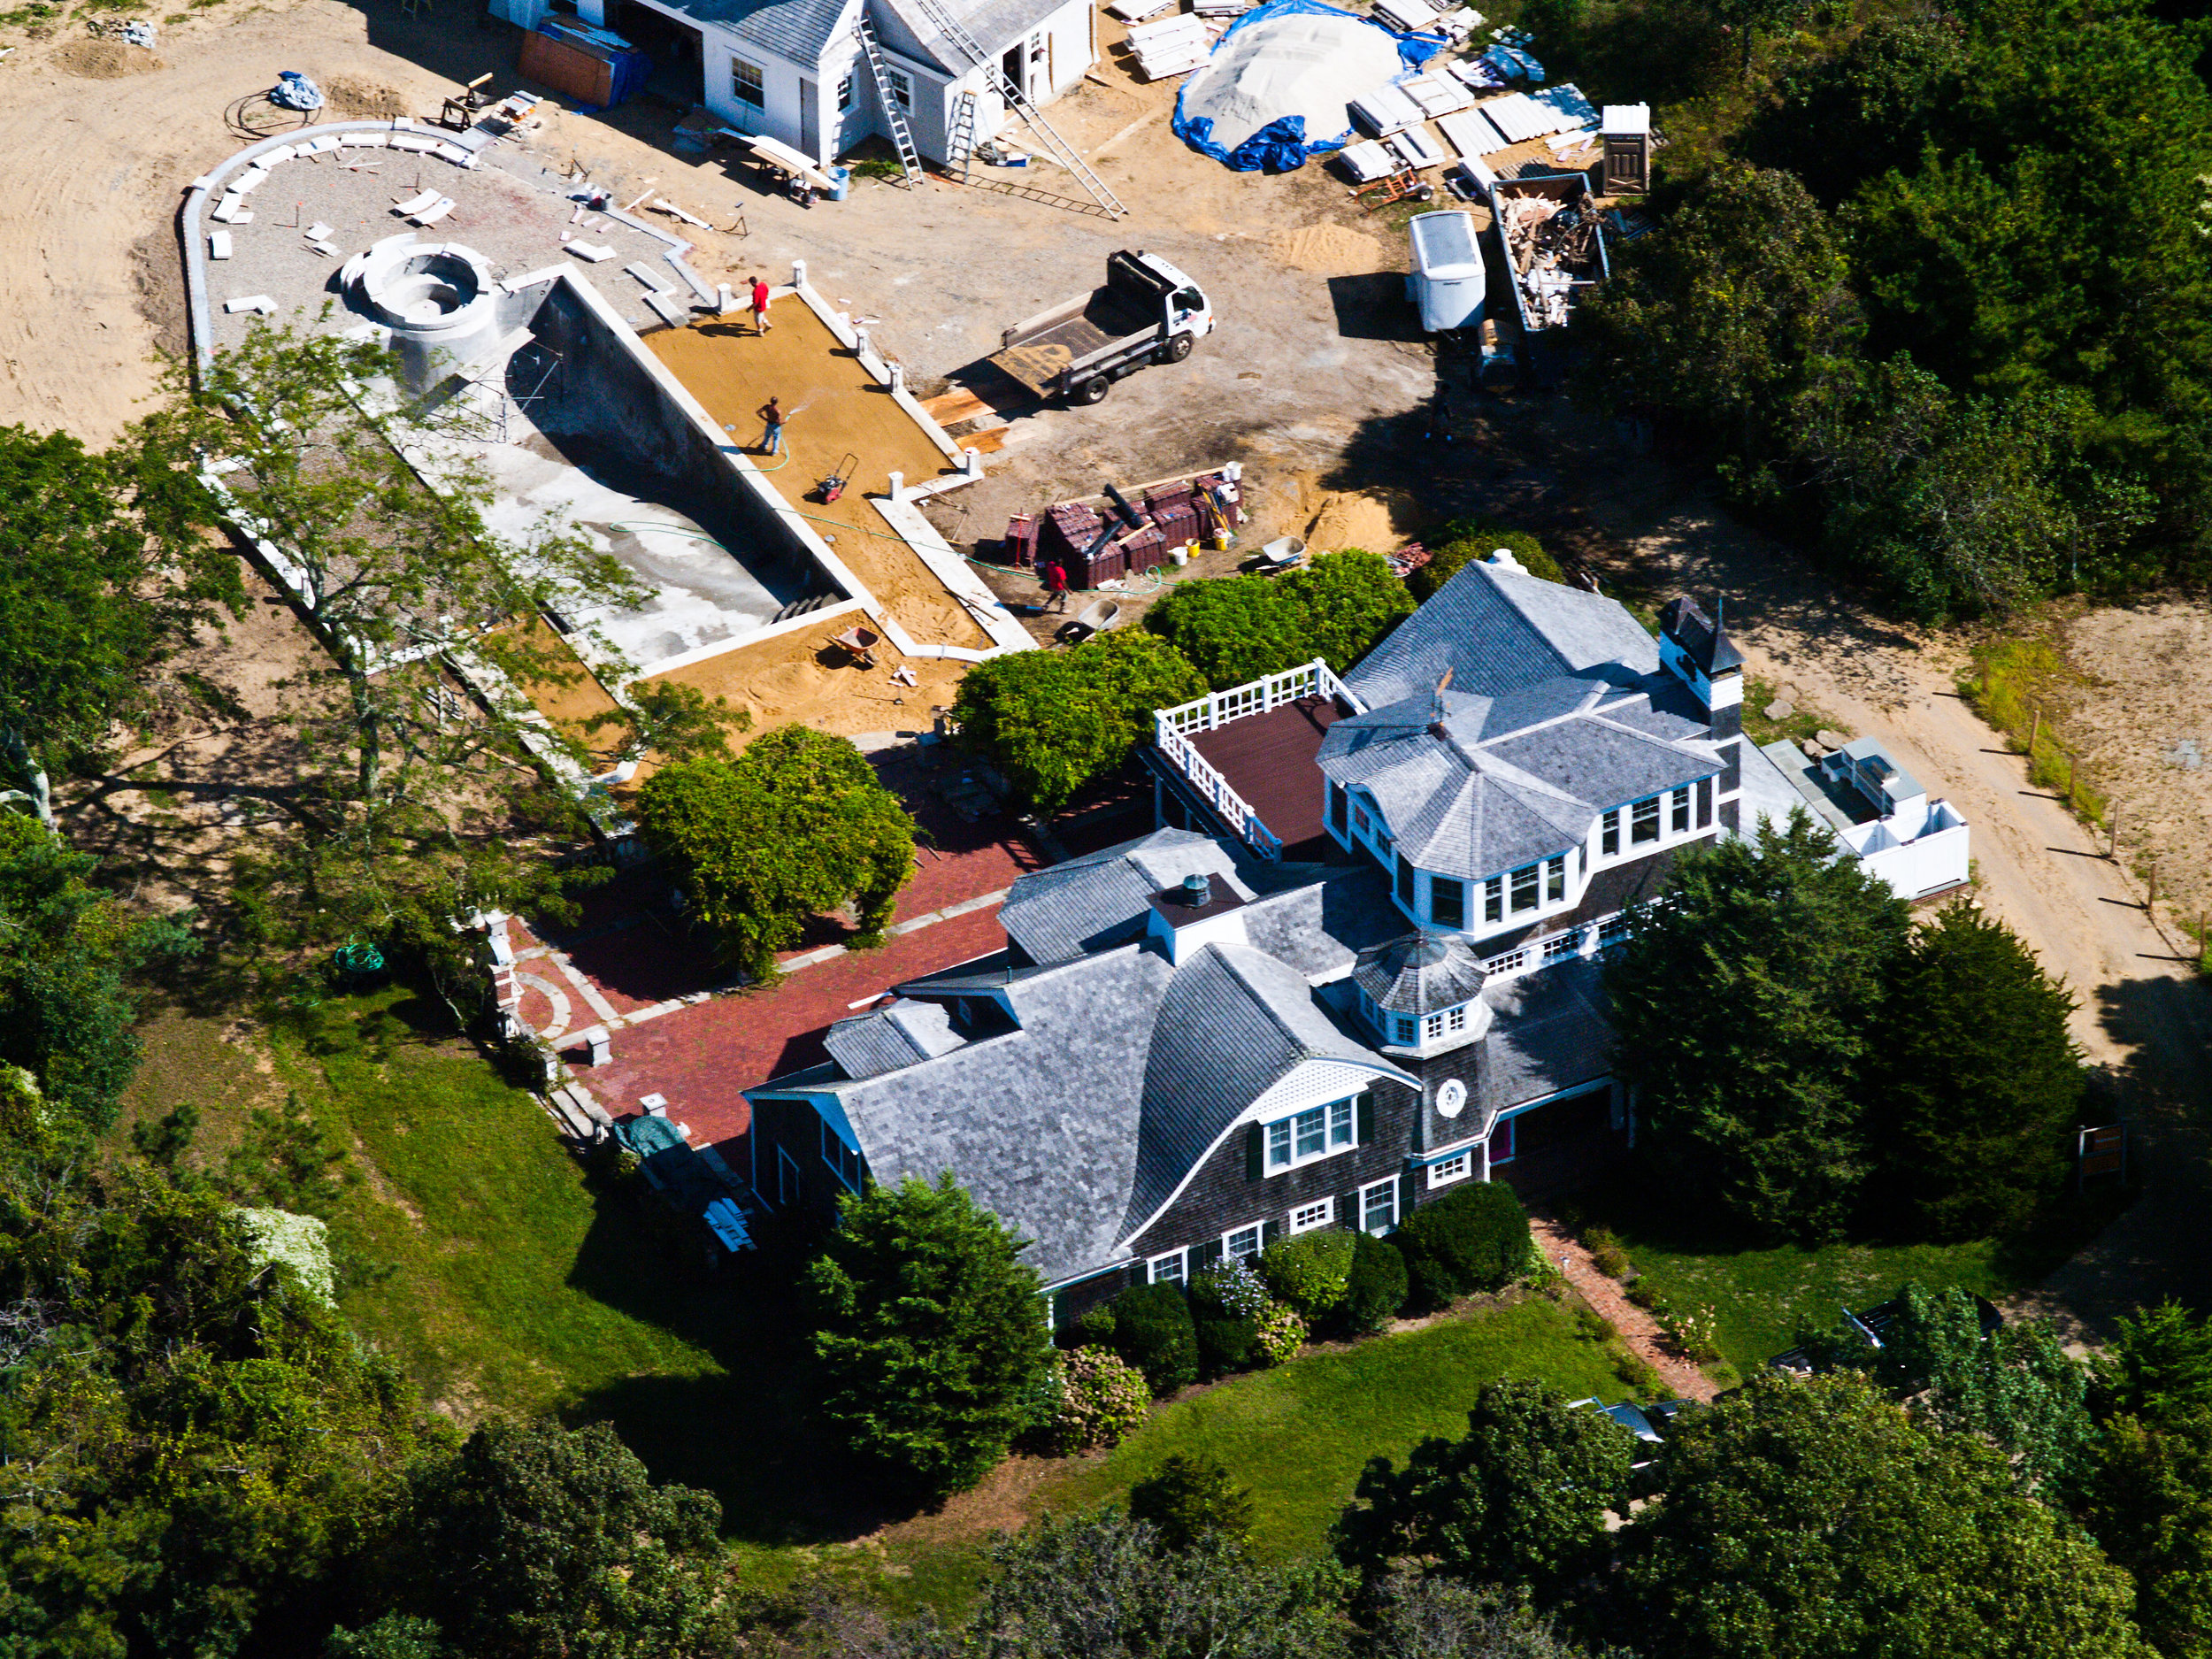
<box><xmin>525</xmin><ymin>280</ymin><xmax>831</xmax><ymax>609</ymax></box>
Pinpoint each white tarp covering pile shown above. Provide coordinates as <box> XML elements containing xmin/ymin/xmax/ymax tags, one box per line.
<box><xmin>1175</xmin><ymin>2</ymin><xmax>1408</xmax><ymax>165</ymax></box>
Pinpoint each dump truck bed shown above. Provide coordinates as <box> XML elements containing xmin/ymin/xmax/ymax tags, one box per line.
<box><xmin>987</xmin><ymin>251</ymin><xmax>1179</xmax><ymax>396</ymax></box>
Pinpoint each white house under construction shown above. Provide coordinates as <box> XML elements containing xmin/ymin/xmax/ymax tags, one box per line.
<box><xmin>502</xmin><ymin>0</ymin><xmax>1099</xmax><ymax>170</ymax></box>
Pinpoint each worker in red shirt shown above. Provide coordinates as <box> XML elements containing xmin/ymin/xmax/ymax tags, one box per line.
<box><xmin>1043</xmin><ymin>561</ymin><xmax>1070</xmax><ymax>613</ymax></box>
<box><xmin>750</xmin><ymin>276</ymin><xmax>772</xmax><ymax>335</ymax></box>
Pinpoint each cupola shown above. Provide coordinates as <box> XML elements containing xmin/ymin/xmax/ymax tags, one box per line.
<box><xmin>1352</xmin><ymin>933</ymin><xmax>1492</xmax><ymax>1053</ymax></box>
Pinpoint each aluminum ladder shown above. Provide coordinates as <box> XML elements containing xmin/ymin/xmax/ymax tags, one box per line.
<box><xmin>852</xmin><ymin>16</ymin><xmax>925</xmax><ymax>188</ymax></box>
<box><xmin>907</xmin><ymin>0</ymin><xmax>1126</xmax><ymax>216</ymax></box>
<box><xmin>947</xmin><ymin>89</ymin><xmax>979</xmax><ymax>182</ymax></box>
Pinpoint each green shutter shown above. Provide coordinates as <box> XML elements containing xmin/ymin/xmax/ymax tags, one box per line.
<box><xmin>1246</xmin><ymin>1121</ymin><xmax>1263</xmax><ymax>1180</ymax></box>
<box><xmin>1197</xmin><ymin>1239</ymin><xmax>1225</xmax><ymax>1270</ymax></box>
<box><xmin>1357</xmin><ymin>1090</ymin><xmax>1376</xmax><ymax>1146</ymax></box>
<box><xmin>1263</xmin><ymin>1217</ymin><xmax>1283</xmax><ymax>1248</ymax></box>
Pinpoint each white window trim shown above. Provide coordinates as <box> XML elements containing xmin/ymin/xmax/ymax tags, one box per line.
<box><xmin>1149</xmin><ymin>1248</ymin><xmax>1187</xmax><ymax>1284</ymax></box>
<box><xmin>819</xmin><ymin>1118</ymin><xmax>862</xmax><ymax>1194</ymax></box>
<box><xmin>1428</xmin><ymin>1150</ymin><xmax>1471</xmax><ymax>1187</ymax></box>
<box><xmin>1288</xmin><ymin>1197</ymin><xmax>1334</xmax><ymax>1234</ymax></box>
<box><xmin>1360</xmin><ymin>1177</ymin><xmax>1399</xmax><ymax>1233</ymax></box>
<box><xmin>1263</xmin><ymin>1094</ymin><xmax>1361</xmax><ymax>1172</ymax></box>
<box><xmin>776</xmin><ymin>1145</ymin><xmax>803</xmax><ymax>1206</ymax></box>
<box><xmin>1224</xmin><ymin>1222</ymin><xmax>1263</xmax><ymax>1260</ymax></box>
<box><xmin>731</xmin><ymin>54</ymin><xmax>766</xmax><ymax>108</ymax></box>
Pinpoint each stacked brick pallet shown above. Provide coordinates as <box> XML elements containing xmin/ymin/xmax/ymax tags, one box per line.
<box><xmin>1009</xmin><ymin>472</ymin><xmax>1239</xmax><ymax>588</ymax></box>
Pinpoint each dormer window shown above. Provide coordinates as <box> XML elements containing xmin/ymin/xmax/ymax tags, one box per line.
<box><xmin>1601</xmin><ymin>810</ymin><xmax>1620</xmax><ymax>856</ymax></box>
<box><xmin>1511</xmin><ymin>864</ymin><xmax>1540</xmax><ymax>913</ymax></box>
<box><xmin>1547</xmin><ymin>854</ymin><xmax>1567</xmax><ymax>903</ymax></box>
<box><xmin>1632</xmin><ymin>796</ymin><xmax>1661</xmax><ymax>844</ymax></box>
<box><xmin>1264</xmin><ymin>1094</ymin><xmax>1362</xmax><ymax>1171</ymax></box>
<box><xmin>1431</xmin><ymin>875</ymin><xmax>1465</xmax><ymax>929</ymax></box>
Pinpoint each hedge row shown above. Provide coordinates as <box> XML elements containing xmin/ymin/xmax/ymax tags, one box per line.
<box><xmin>1064</xmin><ymin>1181</ymin><xmax>1534</xmax><ymax>1394</ymax></box>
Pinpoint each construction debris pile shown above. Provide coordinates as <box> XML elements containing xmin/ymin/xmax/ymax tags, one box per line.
<box><xmin>1500</xmin><ymin>185</ymin><xmax>1602</xmax><ymax>329</ymax></box>
<box><xmin>1005</xmin><ymin>468</ymin><xmax>1247</xmax><ymax>588</ymax></box>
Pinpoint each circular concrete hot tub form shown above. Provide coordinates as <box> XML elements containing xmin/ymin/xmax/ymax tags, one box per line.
<box><xmin>342</xmin><ymin>234</ymin><xmax>506</xmax><ymax>391</ymax></box>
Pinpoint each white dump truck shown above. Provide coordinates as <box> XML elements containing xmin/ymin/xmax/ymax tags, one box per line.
<box><xmin>1406</xmin><ymin>210</ymin><xmax>1486</xmax><ymax>334</ymax></box>
<box><xmin>988</xmin><ymin>250</ymin><xmax>1215</xmax><ymax>406</ymax></box>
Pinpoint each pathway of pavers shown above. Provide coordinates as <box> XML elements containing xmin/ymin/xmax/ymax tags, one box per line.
<box><xmin>1527</xmin><ymin>1214</ymin><xmax>1718</xmax><ymax>1402</ymax></box>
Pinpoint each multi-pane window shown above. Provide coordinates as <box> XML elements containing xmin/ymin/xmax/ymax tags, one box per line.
<box><xmin>1428</xmin><ymin>1151</ymin><xmax>1471</xmax><ymax>1187</ymax></box>
<box><xmin>1289</xmin><ymin>1197</ymin><xmax>1334</xmax><ymax>1234</ymax></box>
<box><xmin>1484</xmin><ymin>875</ymin><xmax>1503</xmax><ymax>924</ymax></box>
<box><xmin>1432</xmin><ymin>875</ymin><xmax>1465</xmax><ymax>929</ymax></box>
<box><xmin>1354</xmin><ymin>805</ymin><xmax>1371</xmax><ymax>836</ymax></box>
<box><xmin>732</xmin><ymin>56</ymin><xmax>765</xmax><ymax>106</ymax></box>
<box><xmin>1394</xmin><ymin>1015</ymin><xmax>1417</xmax><ymax>1045</ymax></box>
<box><xmin>1671</xmin><ymin>786</ymin><xmax>1691</xmax><ymax>833</ymax></box>
<box><xmin>1510</xmin><ymin>863</ymin><xmax>1540</xmax><ymax>913</ymax></box>
<box><xmin>1632</xmin><ymin>795</ymin><xmax>1661</xmax><ymax>844</ymax></box>
<box><xmin>1424</xmin><ymin>1010</ymin><xmax>1445</xmax><ymax>1041</ymax></box>
<box><xmin>1225</xmin><ymin>1224</ymin><xmax>1263</xmax><ymax>1260</ymax></box>
<box><xmin>886</xmin><ymin>65</ymin><xmax>913</xmax><ymax>109</ymax></box>
<box><xmin>777</xmin><ymin>1147</ymin><xmax>803</xmax><ymax>1206</ymax></box>
<box><xmin>1546</xmin><ymin>854</ymin><xmax>1566</xmax><ymax>903</ymax></box>
<box><xmin>820</xmin><ymin>1118</ymin><xmax>863</xmax><ymax>1193</ymax></box>
<box><xmin>1149</xmin><ymin>1249</ymin><xmax>1187</xmax><ymax>1284</ymax></box>
<box><xmin>1601</xmin><ymin>808</ymin><xmax>1620</xmax><ymax>856</ymax></box>
<box><xmin>1361</xmin><ymin>1178</ymin><xmax>1398</xmax><ymax>1233</ymax></box>
<box><xmin>1448</xmin><ymin>1004</ymin><xmax>1468</xmax><ymax>1033</ymax></box>
<box><xmin>836</xmin><ymin>71</ymin><xmax>855</xmax><ymax>111</ymax></box>
<box><xmin>1264</xmin><ymin>1095</ymin><xmax>1358</xmax><ymax>1170</ymax></box>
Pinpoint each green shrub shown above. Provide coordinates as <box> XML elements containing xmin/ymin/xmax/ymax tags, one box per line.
<box><xmin>1584</xmin><ymin>1225</ymin><xmax>1631</xmax><ymax>1279</ymax></box>
<box><xmin>1574</xmin><ymin>1307</ymin><xmax>1614</xmax><ymax>1344</ymax></box>
<box><xmin>1110</xmin><ymin>1281</ymin><xmax>1199</xmax><ymax>1394</ymax></box>
<box><xmin>1394</xmin><ymin>1182</ymin><xmax>1534</xmax><ymax>1310</ymax></box>
<box><xmin>1611</xmin><ymin>1348</ymin><xmax>1663</xmax><ymax>1394</ymax></box>
<box><xmin>1252</xmin><ymin>1302</ymin><xmax>1307</xmax><ymax>1365</ymax></box>
<box><xmin>1407</xmin><ymin>524</ymin><xmax>1561</xmax><ymax>601</ymax></box>
<box><xmin>1129</xmin><ymin>1454</ymin><xmax>1256</xmax><ymax>1549</ymax></box>
<box><xmin>1258</xmin><ymin>1229</ymin><xmax>1356</xmax><ymax>1320</ymax></box>
<box><xmin>1626</xmin><ymin>1280</ymin><xmax>1672</xmax><ymax>1319</ymax></box>
<box><xmin>1143</xmin><ymin>550</ymin><xmax>1413</xmax><ymax>690</ymax></box>
<box><xmin>1190</xmin><ymin>1261</ymin><xmax>1271</xmax><ymax>1376</ymax></box>
<box><xmin>1050</xmin><ymin>1346</ymin><xmax>1152</xmax><ymax>1453</ymax></box>
<box><xmin>1057</xmin><ymin>1305</ymin><xmax>1116</xmax><ymax>1351</ymax></box>
<box><xmin>1340</xmin><ymin>1228</ymin><xmax>1409</xmax><ymax>1334</ymax></box>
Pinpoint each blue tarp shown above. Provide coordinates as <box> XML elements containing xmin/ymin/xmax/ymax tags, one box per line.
<box><xmin>1173</xmin><ymin>0</ymin><xmax>1446</xmax><ymax>173</ymax></box>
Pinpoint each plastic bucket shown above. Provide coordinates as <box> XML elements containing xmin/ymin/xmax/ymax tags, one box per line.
<box><xmin>826</xmin><ymin>165</ymin><xmax>851</xmax><ymax>202</ymax></box>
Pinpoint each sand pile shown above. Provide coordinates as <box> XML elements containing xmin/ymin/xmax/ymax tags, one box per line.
<box><xmin>323</xmin><ymin>75</ymin><xmax>411</xmax><ymax>119</ymax></box>
<box><xmin>54</xmin><ymin>38</ymin><xmax>163</xmax><ymax>78</ymax></box>
<box><xmin>1291</xmin><ymin>475</ymin><xmax>1416</xmax><ymax>553</ymax></box>
<box><xmin>1271</xmin><ymin>225</ymin><xmax>1384</xmax><ymax>275</ymax></box>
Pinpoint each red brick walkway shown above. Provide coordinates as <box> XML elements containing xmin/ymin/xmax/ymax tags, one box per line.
<box><xmin>1527</xmin><ymin>1215</ymin><xmax>1717</xmax><ymax>1402</ymax></box>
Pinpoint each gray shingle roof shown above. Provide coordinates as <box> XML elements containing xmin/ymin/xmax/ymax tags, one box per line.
<box><xmin>873</xmin><ymin>0</ymin><xmax>1050</xmax><ymax>70</ymax></box>
<box><xmin>999</xmin><ymin>827</ymin><xmax>1248</xmax><ymax>966</ymax></box>
<box><xmin>1347</xmin><ymin>557</ymin><xmax>1660</xmax><ymax>708</ymax></box>
<box><xmin>822</xmin><ymin>998</ymin><xmax>964</xmax><ymax>1081</ymax></box>
<box><xmin>1235</xmin><ymin>864</ymin><xmax>1405</xmax><ymax>979</ymax></box>
<box><xmin>1122</xmin><ymin>942</ymin><xmax>1410</xmax><ymax>1239</ymax></box>
<box><xmin>787</xmin><ymin>945</ymin><xmax>1176</xmax><ymax>1284</ymax></box>
<box><xmin>1479</xmin><ymin>955</ymin><xmax>1613</xmax><ymax>1114</ymax></box>
<box><xmin>1658</xmin><ymin>595</ymin><xmax>1744</xmax><ymax>675</ymax></box>
<box><xmin>656</xmin><ymin>0</ymin><xmax>857</xmax><ymax>70</ymax></box>
<box><xmin>1354</xmin><ymin>933</ymin><xmax>1488</xmax><ymax>1014</ymax></box>
<box><xmin>1317</xmin><ymin>684</ymin><xmax>1720</xmax><ymax>879</ymax></box>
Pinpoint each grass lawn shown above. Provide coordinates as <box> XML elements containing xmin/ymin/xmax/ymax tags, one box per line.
<box><xmin>119</xmin><ymin>985</ymin><xmax>855</xmax><ymax>1548</ymax></box>
<box><xmin>862</xmin><ymin>1291</ymin><xmax>1627</xmax><ymax>1609</ymax></box>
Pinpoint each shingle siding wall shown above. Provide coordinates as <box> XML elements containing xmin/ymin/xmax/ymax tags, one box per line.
<box><xmin>1126</xmin><ymin>1083</ymin><xmax>1421</xmax><ymax>1266</ymax></box>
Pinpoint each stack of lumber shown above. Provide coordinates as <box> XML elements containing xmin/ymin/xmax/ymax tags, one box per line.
<box><xmin>1127</xmin><ymin>10</ymin><xmax>1221</xmax><ymax>79</ymax></box>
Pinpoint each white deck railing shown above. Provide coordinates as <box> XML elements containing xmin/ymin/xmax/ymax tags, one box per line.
<box><xmin>1476</xmin><ymin>910</ymin><xmax>1638</xmax><ymax>985</ymax></box>
<box><xmin>1151</xmin><ymin>659</ymin><xmax>1366</xmax><ymax>861</ymax></box>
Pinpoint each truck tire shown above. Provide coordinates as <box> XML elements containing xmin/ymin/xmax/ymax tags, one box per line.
<box><xmin>1072</xmin><ymin>376</ymin><xmax>1111</xmax><ymax>405</ymax></box>
<box><xmin>1159</xmin><ymin>333</ymin><xmax>1195</xmax><ymax>365</ymax></box>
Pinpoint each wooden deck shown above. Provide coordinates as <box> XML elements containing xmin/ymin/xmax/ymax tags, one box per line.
<box><xmin>1185</xmin><ymin>695</ymin><xmax>1348</xmax><ymax>861</ymax></box>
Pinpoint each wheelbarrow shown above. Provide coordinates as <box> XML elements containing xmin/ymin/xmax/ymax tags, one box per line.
<box><xmin>818</xmin><ymin>451</ymin><xmax>857</xmax><ymax>503</ymax></box>
<box><xmin>1252</xmin><ymin>535</ymin><xmax>1307</xmax><ymax>575</ymax></box>
<box><xmin>1057</xmin><ymin>597</ymin><xmax>1122</xmax><ymax>645</ymax></box>
<box><xmin>828</xmin><ymin>624</ymin><xmax>879</xmax><ymax>668</ymax></box>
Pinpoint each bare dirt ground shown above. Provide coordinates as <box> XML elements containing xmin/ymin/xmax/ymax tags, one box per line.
<box><xmin>2</xmin><ymin>0</ymin><xmax>2204</xmax><ymax>1340</ymax></box>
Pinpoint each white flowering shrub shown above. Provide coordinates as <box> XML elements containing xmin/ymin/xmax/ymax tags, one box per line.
<box><xmin>1051</xmin><ymin>1345</ymin><xmax>1152</xmax><ymax>1453</ymax></box>
<box><xmin>1252</xmin><ymin>1302</ymin><xmax>1306</xmax><ymax>1366</ymax></box>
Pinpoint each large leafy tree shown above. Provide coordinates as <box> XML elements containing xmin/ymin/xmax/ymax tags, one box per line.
<box><xmin>802</xmin><ymin>1174</ymin><xmax>1053</xmax><ymax>1502</ymax></box>
<box><xmin>951</xmin><ymin>628</ymin><xmax>1205</xmax><ymax>809</ymax></box>
<box><xmin>0</xmin><ymin>815</ymin><xmax>190</xmax><ymax>1133</ymax></box>
<box><xmin>0</xmin><ymin>423</ymin><xmax>238</xmax><ymax>828</ymax></box>
<box><xmin>391</xmin><ymin>1419</ymin><xmax>732</xmax><ymax>1659</ymax></box>
<box><xmin>637</xmin><ymin>725</ymin><xmax>915</xmax><ymax>979</ymax></box>
<box><xmin>2080</xmin><ymin>1410</ymin><xmax>2212</xmax><ymax>1659</ymax></box>
<box><xmin>1876</xmin><ymin>903</ymin><xmax>2082</xmax><ymax>1239</ymax></box>
<box><xmin>1144</xmin><ymin>553</ymin><xmax>1413</xmax><ymax>691</ymax></box>
<box><xmin>1819</xmin><ymin>1283</ymin><xmax>2093</xmax><ymax>1496</ymax></box>
<box><xmin>1333</xmin><ymin>1379</ymin><xmax>1634</xmax><ymax>1600</ymax></box>
<box><xmin>135</xmin><ymin>326</ymin><xmax>649</xmax><ymax>1006</ymax></box>
<box><xmin>1606</xmin><ymin>810</ymin><xmax>1911</xmax><ymax>1242</ymax></box>
<box><xmin>957</xmin><ymin>1509</ymin><xmax>1344</xmax><ymax>1659</ymax></box>
<box><xmin>1620</xmin><ymin>1373</ymin><xmax>2151</xmax><ymax>1659</ymax></box>
<box><xmin>1360</xmin><ymin>1574</ymin><xmax>1605</xmax><ymax>1659</ymax></box>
